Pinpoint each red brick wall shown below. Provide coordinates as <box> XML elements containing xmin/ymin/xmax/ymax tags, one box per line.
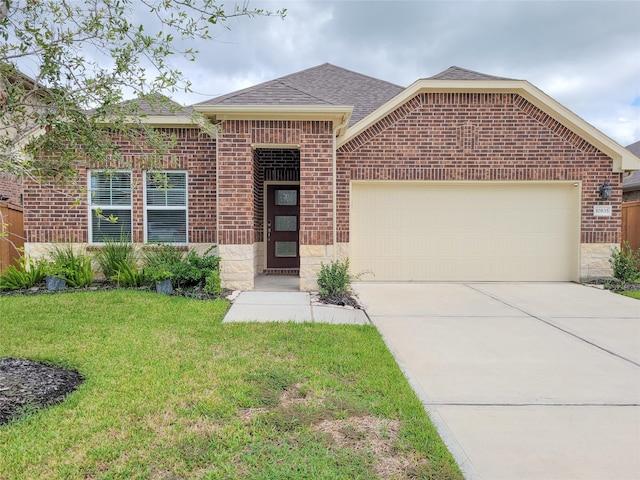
<box><xmin>23</xmin><ymin>128</ymin><xmax>217</xmax><ymax>244</ymax></box>
<box><xmin>0</xmin><ymin>172</ymin><xmax>23</xmax><ymax>205</ymax></box>
<box><xmin>219</xmin><ymin>120</ymin><xmax>333</xmax><ymax>246</ymax></box>
<box><xmin>337</xmin><ymin>92</ymin><xmax>621</xmax><ymax>244</ymax></box>
<box><xmin>217</xmin><ymin>120</ymin><xmax>253</xmax><ymax>245</ymax></box>
<box><xmin>300</xmin><ymin>121</ymin><xmax>333</xmax><ymax>245</ymax></box>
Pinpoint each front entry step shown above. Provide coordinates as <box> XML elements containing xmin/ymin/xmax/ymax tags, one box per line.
<box><xmin>264</xmin><ymin>268</ymin><xmax>300</xmax><ymax>276</ymax></box>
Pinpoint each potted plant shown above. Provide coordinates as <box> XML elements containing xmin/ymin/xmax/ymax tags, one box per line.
<box><xmin>42</xmin><ymin>260</ymin><xmax>67</xmax><ymax>291</ymax></box>
<box><xmin>146</xmin><ymin>266</ymin><xmax>174</xmax><ymax>294</ymax></box>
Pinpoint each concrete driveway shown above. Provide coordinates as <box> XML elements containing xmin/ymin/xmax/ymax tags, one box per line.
<box><xmin>353</xmin><ymin>282</ymin><xmax>640</xmax><ymax>480</ymax></box>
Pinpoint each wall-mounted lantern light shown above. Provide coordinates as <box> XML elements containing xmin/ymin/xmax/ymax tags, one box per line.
<box><xmin>598</xmin><ymin>180</ymin><xmax>612</xmax><ymax>200</ymax></box>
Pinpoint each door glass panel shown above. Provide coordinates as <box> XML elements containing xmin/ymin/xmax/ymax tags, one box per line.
<box><xmin>275</xmin><ymin>189</ymin><xmax>297</xmax><ymax>206</ymax></box>
<box><xmin>275</xmin><ymin>215</ymin><xmax>297</xmax><ymax>231</ymax></box>
<box><xmin>275</xmin><ymin>241</ymin><xmax>297</xmax><ymax>257</ymax></box>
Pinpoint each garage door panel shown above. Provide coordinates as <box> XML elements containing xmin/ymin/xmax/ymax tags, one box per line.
<box><xmin>350</xmin><ymin>182</ymin><xmax>580</xmax><ymax>282</ymax></box>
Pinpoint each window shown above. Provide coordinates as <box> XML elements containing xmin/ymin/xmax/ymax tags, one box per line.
<box><xmin>89</xmin><ymin>170</ymin><xmax>132</xmax><ymax>243</ymax></box>
<box><xmin>145</xmin><ymin>171</ymin><xmax>187</xmax><ymax>243</ymax></box>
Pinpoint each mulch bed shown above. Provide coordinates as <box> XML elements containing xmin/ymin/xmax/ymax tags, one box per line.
<box><xmin>0</xmin><ymin>358</ymin><xmax>84</xmax><ymax>426</ymax></box>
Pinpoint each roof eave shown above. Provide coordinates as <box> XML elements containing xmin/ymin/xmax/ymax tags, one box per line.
<box><xmin>339</xmin><ymin>79</ymin><xmax>640</xmax><ymax>173</ymax></box>
<box><xmin>193</xmin><ymin>105</ymin><xmax>354</xmax><ymax>136</ymax></box>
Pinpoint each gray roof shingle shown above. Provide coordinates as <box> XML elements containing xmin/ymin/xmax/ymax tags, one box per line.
<box><xmin>196</xmin><ymin>63</ymin><xmax>404</xmax><ymax>126</ymax></box>
<box><xmin>428</xmin><ymin>66</ymin><xmax>516</xmax><ymax>81</ymax></box>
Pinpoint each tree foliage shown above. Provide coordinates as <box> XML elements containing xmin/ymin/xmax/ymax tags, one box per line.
<box><xmin>0</xmin><ymin>0</ymin><xmax>285</xmax><ymax>186</ymax></box>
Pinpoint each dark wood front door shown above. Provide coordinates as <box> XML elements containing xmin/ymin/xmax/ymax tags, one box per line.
<box><xmin>267</xmin><ymin>185</ymin><xmax>300</xmax><ymax>269</ymax></box>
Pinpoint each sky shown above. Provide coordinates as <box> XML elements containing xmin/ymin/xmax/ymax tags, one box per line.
<box><xmin>158</xmin><ymin>0</ymin><xmax>640</xmax><ymax>147</ymax></box>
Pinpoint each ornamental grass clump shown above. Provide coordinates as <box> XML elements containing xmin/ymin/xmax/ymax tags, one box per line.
<box><xmin>0</xmin><ymin>256</ymin><xmax>46</xmax><ymax>290</ymax></box>
<box><xmin>92</xmin><ymin>237</ymin><xmax>137</xmax><ymax>280</ymax></box>
<box><xmin>46</xmin><ymin>244</ymin><xmax>94</xmax><ymax>288</ymax></box>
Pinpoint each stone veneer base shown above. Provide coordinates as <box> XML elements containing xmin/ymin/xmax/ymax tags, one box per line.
<box><xmin>580</xmin><ymin>243</ymin><xmax>616</xmax><ymax>280</ymax></box>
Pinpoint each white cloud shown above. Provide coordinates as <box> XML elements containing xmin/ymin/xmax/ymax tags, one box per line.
<box><xmin>168</xmin><ymin>0</ymin><xmax>639</xmax><ymax>145</ymax></box>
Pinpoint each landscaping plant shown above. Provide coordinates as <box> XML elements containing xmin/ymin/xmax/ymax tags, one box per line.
<box><xmin>46</xmin><ymin>244</ymin><xmax>94</xmax><ymax>288</ymax></box>
<box><xmin>92</xmin><ymin>237</ymin><xmax>137</xmax><ymax>280</ymax></box>
<box><xmin>110</xmin><ymin>261</ymin><xmax>146</xmax><ymax>288</ymax></box>
<box><xmin>317</xmin><ymin>258</ymin><xmax>354</xmax><ymax>297</ymax></box>
<box><xmin>0</xmin><ymin>256</ymin><xmax>46</xmax><ymax>290</ymax></box>
<box><xmin>609</xmin><ymin>242</ymin><xmax>640</xmax><ymax>283</ymax></box>
<box><xmin>143</xmin><ymin>244</ymin><xmax>220</xmax><ymax>289</ymax></box>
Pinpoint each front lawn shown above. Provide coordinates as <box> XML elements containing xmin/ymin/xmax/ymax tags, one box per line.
<box><xmin>622</xmin><ymin>290</ymin><xmax>640</xmax><ymax>300</ymax></box>
<box><xmin>0</xmin><ymin>290</ymin><xmax>461</xmax><ymax>479</ymax></box>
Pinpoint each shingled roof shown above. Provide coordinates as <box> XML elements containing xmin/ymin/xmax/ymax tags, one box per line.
<box><xmin>428</xmin><ymin>66</ymin><xmax>516</xmax><ymax>81</ymax></box>
<box><xmin>624</xmin><ymin>141</ymin><xmax>640</xmax><ymax>192</ymax></box>
<box><xmin>196</xmin><ymin>63</ymin><xmax>404</xmax><ymax>126</ymax></box>
<box><xmin>126</xmin><ymin>94</ymin><xmax>193</xmax><ymax>116</ymax></box>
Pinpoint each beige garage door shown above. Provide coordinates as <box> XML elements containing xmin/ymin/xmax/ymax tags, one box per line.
<box><xmin>350</xmin><ymin>182</ymin><xmax>580</xmax><ymax>281</ymax></box>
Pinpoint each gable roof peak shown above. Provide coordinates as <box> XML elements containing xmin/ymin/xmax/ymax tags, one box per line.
<box><xmin>429</xmin><ymin>66</ymin><xmax>516</xmax><ymax>81</ymax></box>
<box><xmin>196</xmin><ymin>63</ymin><xmax>404</xmax><ymax>126</ymax></box>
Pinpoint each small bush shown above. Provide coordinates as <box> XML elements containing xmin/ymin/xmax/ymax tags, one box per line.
<box><xmin>0</xmin><ymin>256</ymin><xmax>46</xmax><ymax>290</ymax></box>
<box><xmin>317</xmin><ymin>258</ymin><xmax>354</xmax><ymax>296</ymax></box>
<box><xmin>204</xmin><ymin>270</ymin><xmax>222</xmax><ymax>295</ymax></box>
<box><xmin>144</xmin><ymin>245</ymin><xmax>220</xmax><ymax>289</ymax></box>
<box><xmin>47</xmin><ymin>244</ymin><xmax>94</xmax><ymax>288</ymax></box>
<box><xmin>93</xmin><ymin>237</ymin><xmax>137</xmax><ymax>280</ymax></box>
<box><xmin>609</xmin><ymin>242</ymin><xmax>640</xmax><ymax>283</ymax></box>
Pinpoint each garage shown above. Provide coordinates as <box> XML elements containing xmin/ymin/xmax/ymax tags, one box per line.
<box><xmin>350</xmin><ymin>181</ymin><xmax>581</xmax><ymax>282</ymax></box>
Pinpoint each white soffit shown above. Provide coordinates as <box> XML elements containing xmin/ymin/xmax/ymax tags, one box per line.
<box><xmin>193</xmin><ymin>105</ymin><xmax>353</xmax><ymax>137</ymax></box>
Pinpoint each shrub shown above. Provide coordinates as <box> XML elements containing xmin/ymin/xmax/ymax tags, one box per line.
<box><xmin>144</xmin><ymin>245</ymin><xmax>220</xmax><ymax>289</ymax></box>
<box><xmin>110</xmin><ymin>261</ymin><xmax>146</xmax><ymax>288</ymax></box>
<box><xmin>609</xmin><ymin>242</ymin><xmax>640</xmax><ymax>283</ymax></box>
<box><xmin>47</xmin><ymin>244</ymin><xmax>94</xmax><ymax>288</ymax></box>
<box><xmin>317</xmin><ymin>258</ymin><xmax>354</xmax><ymax>296</ymax></box>
<box><xmin>204</xmin><ymin>269</ymin><xmax>222</xmax><ymax>295</ymax></box>
<box><xmin>0</xmin><ymin>256</ymin><xmax>46</xmax><ymax>290</ymax></box>
<box><xmin>93</xmin><ymin>237</ymin><xmax>137</xmax><ymax>280</ymax></box>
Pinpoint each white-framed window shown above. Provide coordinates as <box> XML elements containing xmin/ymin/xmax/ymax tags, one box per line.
<box><xmin>88</xmin><ymin>170</ymin><xmax>133</xmax><ymax>243</ymax></box>
<box><xmin>144</xmin><ymin>171</ymin><xmax>187</xmax><ymax>244</ymax></box>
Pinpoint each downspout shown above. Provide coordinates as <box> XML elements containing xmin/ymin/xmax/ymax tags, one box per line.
<box><xmin>215</xmin><ymin>126</ymin><xmax>219</xmax><ymax>248</ymax></box>
<box><xmin>332</xmin><ymin>114</ymin><xmax>349</xmax><ymax>261</ymax></box>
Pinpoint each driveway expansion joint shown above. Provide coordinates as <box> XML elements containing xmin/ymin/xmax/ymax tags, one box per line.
<box><xmin>466</xmin><ymin>284</ymin><xmax>640</xmax><ymax>368</ymax></box>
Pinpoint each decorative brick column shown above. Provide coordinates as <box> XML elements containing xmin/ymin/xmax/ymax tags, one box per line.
<box><xmin>299</xmin><ymin>121</ymin><xmax>335</xmax><ymax>290</ymax></box>
<box><xmin>217</xmin><ymin>120</ymin><xmax>256</xmax><ymax>290</ymax></box>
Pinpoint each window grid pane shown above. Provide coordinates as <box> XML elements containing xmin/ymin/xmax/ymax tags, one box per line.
<box><xmin>90</xmin><ymin>172</ymin><xmax>132</xmax><ymax>207</ymax></box>
<box><xmin>147</xmin><ymin>210</ymin><xmax>187</xmax><ymax>243</ymax></box>
<box><xmin>91</xmin><ymin>209</ymin><xmax>132</xmax><ymax>242</ymax></box>
<box><xmin>145</xmin><ymin>171</ymin><xmax>188</xmax><ymax>243</ymax></box>
<box><xmin>146</xmin><ymin>172</ymin><xmax>187</xmax><ymax>207</ymax></box>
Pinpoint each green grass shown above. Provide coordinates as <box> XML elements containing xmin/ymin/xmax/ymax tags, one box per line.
<box><xmin>0</xmin><ymin>290</ymin><xmax>461</xmax><ymax>479</ymax></box>
<box><xmin>622</xmin><ymin>290</ymin><xmax>640</xmax><ymax>300</ymax></box>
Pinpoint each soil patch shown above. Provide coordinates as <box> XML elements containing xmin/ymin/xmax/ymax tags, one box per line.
<box><xmin>0</xmin><ymin>358</ymin><xmax>84</xmax><ymax>426</ymax></box>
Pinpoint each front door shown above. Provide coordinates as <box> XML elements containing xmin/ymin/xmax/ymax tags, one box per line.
<box><xmin>266</xmin><ymin>185</ymin><xmax>300</xmax><ymax>270</ymax></box>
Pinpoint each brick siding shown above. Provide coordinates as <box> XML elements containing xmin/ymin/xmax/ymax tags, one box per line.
<box><xmin>337</xmin><ymin>92</ymin><xmax>621</xmax><ymax>244</ymax></box>
<box><xmin>219</xmin><ymin>120</ymin><xmax>333</xmax><ymax>246</ymax></box>
<box><xmin>0</xmin><ymin>172</ymin><xmax>23</xmax><ymax>205</ymax></box>
<box><xmin>23</xmin><ymin>128</ymin><xmax>217</xmax><ymax>244</ymax></box>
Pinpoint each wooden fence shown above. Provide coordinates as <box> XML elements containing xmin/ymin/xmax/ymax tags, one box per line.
<box><xmin>0</xmin><ymin>202</ymin><xmax>24</xmax><ymax>272</ymax></box>
<box><xmin>622</xmin><ymin>200</ymin><xmax>640</xmax><ymax>251</ymax></box>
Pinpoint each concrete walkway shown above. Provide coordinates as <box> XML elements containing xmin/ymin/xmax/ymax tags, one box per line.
<box><xmin>223</xmin><ymin>291</ymin><xmax>370</xmax><ymax>325</ymax></box>
<box><xmin>354</xmin><ymin>282</ymin><xmax>640</xmax><ymax>480</ymax></box>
